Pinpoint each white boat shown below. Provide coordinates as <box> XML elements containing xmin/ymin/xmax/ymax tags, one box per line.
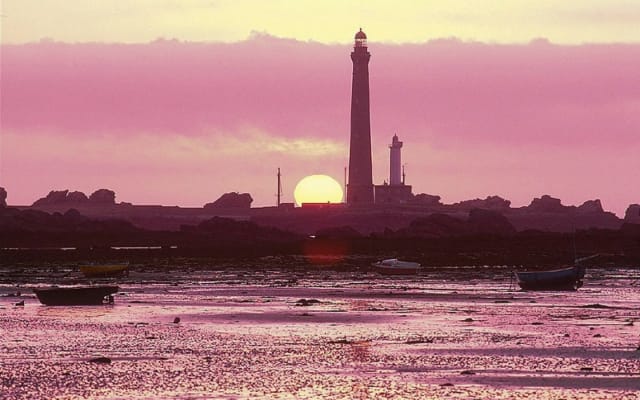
<box><xmin>371</xmin><ymin>258</ymin><xmax>421</xmax><ymax>275</ymax></box>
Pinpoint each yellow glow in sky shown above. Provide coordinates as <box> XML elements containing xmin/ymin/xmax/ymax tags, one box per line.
<box><xmin>2</xmin><ymin>0</ymin><xmax>639</xmax><ymax>44</ymax></box>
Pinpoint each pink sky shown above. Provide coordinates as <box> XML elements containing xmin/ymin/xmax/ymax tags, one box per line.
<box><xmin>1</xmin><ymin>35</ymin><xmax>639</xmax><ymax>215</ymax></box>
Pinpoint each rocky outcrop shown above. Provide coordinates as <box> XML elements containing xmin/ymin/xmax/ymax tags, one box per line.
<box><xmin>577</xmin><ymin>199</ymin><xmax>604</xmax><ymax>214</ymax></box>
<box><xmin>33</xmin><ymin>190</ymin><xmax>71</xmax><ymax>206</ymax></box>
<box><xmin>89</xmin><ymin>189</ymin><xmax>116</xmax><ymax>204</ymax></box>
<box><xmin>409</xmin><ymin>193</ymin><xmax>442</xmax><ymax>206</ymax></box>
<box><xmin>33</xmin><ymin>189</ymin><xmax>116</xmax><ymax>206</ymax></box>
<box><xmin>624</xmin><ymin>204</ymin><xmax>640</xmax><ymax>224</ymax></box>
<box><xmin>453</xmin><ymin>196</ymin><xmax>511</xmax><ymax>210</ymax></box>
<box><xmin>508</xmin><ymin>196</ymin><xmax>622</xmax><ymax>232</ymax></box>
<box><xmin>67</xmin><ymin>191</ymin><xmax>89</xmax><ymax>203</ymax></box>
<box><xmin>527</xmin><ymin>195</ymin><xmax>567</xmax><ymax>213</ymax></box>
<box><xmin>0</xmin><ymin>187</ymin><xmax>6</xmax><ymax>208</ymax></box>
<box><xmin>204</xmin><ymin>192</ymin><xmax>253</xmax><ymax>209</ymax></box>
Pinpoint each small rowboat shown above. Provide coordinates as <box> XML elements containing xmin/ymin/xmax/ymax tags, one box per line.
<box><xmin>33</xmin><ymin>285</ymin><xmax>119</xmax><ymax>306</ymax></box>
<box><xmin>515</xmin><ymin>266</ymin><xmax>585</xmax><ymax>291</ymax></box>
<box><xmin>372</xmin><ymin>259</ymin><xmax>421</xmax><ymax>275</ymax></box>
<box><xmin>80</xmin><ymin>263</ymin><xmax>129</xmax><ymax>278</ymax></box>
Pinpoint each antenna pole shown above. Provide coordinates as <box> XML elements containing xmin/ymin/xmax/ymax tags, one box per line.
<box><xmin>402</xmin><ymin>164</ymin><xmax>406</xmax><ymax>185</ymax></box>
<box><xmin>277</xmin><ymin>168</ymin><xmax>281</xmax><ymax>207</ymax></box>
<box><xmin>344</xmin><ymin>166</ymin><xmax>347</xmax><ymax>192</ymax></box>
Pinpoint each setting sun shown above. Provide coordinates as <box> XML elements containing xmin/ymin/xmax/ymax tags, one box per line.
<box><xmin>293</xmin><ymin>175</ymin><xmax>343</xmax><ymax>206</ymax></box>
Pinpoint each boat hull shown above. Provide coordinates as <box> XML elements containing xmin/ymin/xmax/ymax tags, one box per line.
<box><xmin>80</xmin><ymin>264</ymin><xmax>128</xmax><ymax>278</ymax></box>
<box><xmin>515</xmin><ymin>266</ymin><xmax>585</xmax><ymax>291</ymax></box>
<box><xmin>33</xmin><ymin>286</ymin><xmax>119</xmax><ymax>306</ymax></box>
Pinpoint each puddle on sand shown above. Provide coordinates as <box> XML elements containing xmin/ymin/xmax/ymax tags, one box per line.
<box><xmin>1</xmin><ymin>269</ymin><xmax>639</xmax><ymax>399</ymax></box>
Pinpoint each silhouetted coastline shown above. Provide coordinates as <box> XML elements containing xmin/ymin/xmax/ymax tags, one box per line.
<box><xmin>2</xmin><ymin>187</ymin><xmax>639</xmax><ymax>268</ymax></box>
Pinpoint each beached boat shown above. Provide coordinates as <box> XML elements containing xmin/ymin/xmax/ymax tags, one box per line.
<box><xmin>33</xmin><ymin>285</ymin><xmax>119</xmax><ymax>306</ymax></box>
<box><xmin>79</xmin><ymin>263</ymin><xmax>129</xmax><ymax>278</ymax></box>
<box><xmin>515</xmin><ymin>266</ymin><xmax>585</xmax><ymax>291</ymax></box>
<box><xmin>372</xmin><ymin>259</ymin><xmax>421</xmax><ymax>275</ymax></box>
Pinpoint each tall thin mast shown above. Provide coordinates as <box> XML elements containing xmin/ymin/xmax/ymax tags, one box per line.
<box><xmin>277</xmin><ymin>168</ymin><xmax>282</xmax><ymax>207</ymax></box>
<box><xmin>402</xmin><ymin>164</ymin><xmax>406</xmax><ymax>185</ymax></box>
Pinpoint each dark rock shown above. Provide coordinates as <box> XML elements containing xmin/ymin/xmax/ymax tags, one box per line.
<box><xmin>32</xmin><ymin>189</ymin><xmax>109</xmax><ymax>206</ymax></box>
<box><xmin>33</xmin><ymin>190</ymin><xmax>70</xmax><ymax>206</ymax></box>
<box><xmin>89</xmin><ymin>189</ymin><xmax>116</xmax><ymax>204</ymax></box>
<box><xmin>460</xmin><ymin>370</ymin><xmax>476</xmax><ymax>375</ymax></box>
<box><xmin>328</xmin><ymin>339</ymin><xmax>352</xmax><ymax>344</ymax></box>
<box><xmin>454</xmin><ymin>196</ymin><xmax>511</xmax><ymax>210</ymax></box>
<box><xmin>581</xmin><ymin>303</ymin><xmax>611</xmax><ymax>309</ymax></box>
<box><xmin>204</xmin><ymin>192</ymin><xmax>253</xmax><ymax>209</ymax></box>
<box><xmin>577</xmin><ymin>199</ymin><xmax>604</xmax><ymax>214</ymax></box>
<box><xmin>0</xmin><ymin>187</ymin><xmax>6</xmax><ymax>207</ymax></box>
<box><xmin>528</xmin><ymin>195</ymin><xmax>567</xmax><ymax>213</ymax></box>
<box><xmin>462</xmin><ymin>318</ymin><xmax>474</xmax><ymax>322</ymax></box>
<box><xmin>173</xmin><ymin>317</ymin><xmax>180</xmax><ymax>324</ymax></box>
<box><xmin>89</xmin><ymin>356</ymin><xmax>111</xmax><ymax>364</ymax></box>
<box><xmin>295</xmin><ymin>299</ymin><xmax>321</xmax><ymax>306</ymax></box>
<box><xmin>409</xmin><ymin>193</ymin><xmax>442</xmax><ymax>206</ymax></box>
<box><xmin>67</xmin><ymin>191</ymin><xmax>89</xmax><ymax>203</ymax></box>
<box><xmin>14</xmin><ymin>300</ymin><xmax>24</xmax><ymax>306</ymax></box>
<box><xmin>624</xmin><ymin>204</ymin><xmax>640</xmax><ymax>224</ymax></box>
<box><xmin>406</xmin><ymin>337</ymin><xmax>434</xmax><ymax>344</ymax></box>
<box><xmin>580</xmin><ymin>367</ymin><xmax>593</xmax><ymax>372</ymax></box>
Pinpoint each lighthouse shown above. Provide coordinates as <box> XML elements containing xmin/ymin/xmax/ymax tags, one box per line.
<box><xmin>346</xmin><ymin>28</ymin><xmax>374</xmax><ymax>205</ymax></box>
<box><xmin>389</xmin><ymin>134</ymin><xmax>403</xmax><ymax>185</ymax></box>
<box><xmin>374</xmin><ymin>133</ymin><xmax>413</xmax><ymax>204</ymax></box>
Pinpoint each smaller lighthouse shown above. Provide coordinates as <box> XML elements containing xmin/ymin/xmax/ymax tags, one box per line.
<box><xmin>374</xmin><ymin>134</ymin><xmax>413</xmax><ymax>204</ymax></box>
<box><xmin>389</xmin><ymin>134</ymin><xmax>403</xmax><ymax>186</ymax></box>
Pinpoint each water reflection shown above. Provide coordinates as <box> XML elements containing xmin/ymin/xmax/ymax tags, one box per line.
<box><xmin>0</xmin><ymin>268</ymin><xmax>639</xmax><ymax>399</ymax></box>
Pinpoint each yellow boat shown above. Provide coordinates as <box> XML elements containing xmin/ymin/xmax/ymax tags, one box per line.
<box><xmin>79</xmin><ymin>263</ymin><xmax>129</xmax><ymax>278</ymax></box>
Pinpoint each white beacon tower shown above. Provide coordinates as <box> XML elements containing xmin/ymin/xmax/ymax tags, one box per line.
<box><xmin>389</xmin><ymin>134</ymin><xmax>403</xmax><ymax>185</ymax></box>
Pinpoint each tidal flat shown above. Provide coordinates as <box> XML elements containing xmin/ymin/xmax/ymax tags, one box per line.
<box><xmin>1</xmin><ymin>265</ymin><xmax>639</xmax><ymax>399</ymax></box>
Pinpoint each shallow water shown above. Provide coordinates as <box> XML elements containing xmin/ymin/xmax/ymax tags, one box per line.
<box><xmin>1</xmin><ymin>268</ymin><xmax>639</xmax><ymax>399</ymax></box>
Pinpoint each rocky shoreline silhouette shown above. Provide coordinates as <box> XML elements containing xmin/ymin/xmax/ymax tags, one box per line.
<box><xmin>2</xmin><ymin>187</ymin><xmax>639</xmax><ymax>268</ymax></box>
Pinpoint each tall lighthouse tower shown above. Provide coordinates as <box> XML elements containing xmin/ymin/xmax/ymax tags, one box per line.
<box><xmin>347</xmin><ymin>28</ymin><xmax>374</xmax><ymax>205</ymax></box>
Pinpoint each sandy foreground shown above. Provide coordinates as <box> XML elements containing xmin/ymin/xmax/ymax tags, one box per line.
<box><xmin>1</xmin><ymin>266</ymin><xmax>639</xmax><ymax>399</ymax></box>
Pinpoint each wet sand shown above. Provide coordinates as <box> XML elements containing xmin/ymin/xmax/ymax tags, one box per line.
<box><xmin>1</xmin><ymin>267</ymin><xmax>639</xmax><ymax>399</ymax></box>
